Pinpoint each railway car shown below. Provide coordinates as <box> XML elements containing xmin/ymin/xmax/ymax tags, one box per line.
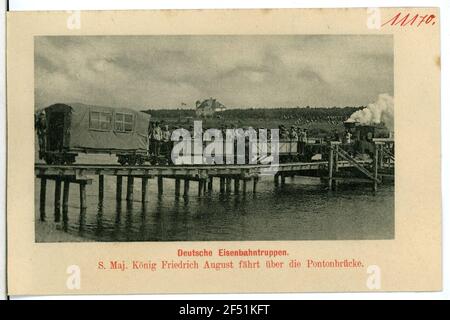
<box><xmin>40</xmin><ymin>103</ymin><xmax>150</xmax><ymax>165</ymax></box>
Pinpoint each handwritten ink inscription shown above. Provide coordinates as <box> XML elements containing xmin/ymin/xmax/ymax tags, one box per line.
<box><xmin>382</xmin><ymin>12</ymin><xmax>437</xmax><ymax>28</ymax></box>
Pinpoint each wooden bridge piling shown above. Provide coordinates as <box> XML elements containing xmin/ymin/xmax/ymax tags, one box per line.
<box><xmin>141</xmin><ymin>177</ymin><xmax>149</xmax><ymax>203</ymax></box>
<box><xmin>39</xmin><ymin>177</ymin><xmax>47</xmax><ymax>221</ymax></box>
<box><xmin>242</xmin><ymin>179</ymin><xmax>247</xmax><ymax>194</ymax></box>
<box><xmin>175</xmin><ymin>178</ymin><xmax>181</xmax><ymax>197</ymax></box>
<box><xmin>79</xmin><ymin>181</ymin><xmax>87</xmax><ymax>210</ymax></box>
<box><xmin>225</xmin><ymin>178</ymin><xmax>232</xmax><ymax>193</ymax></box>
<box><xmin>126</xmin><ymin>176</ymin><xmax>134</xmax><ymax>201</ymax></box>
<box><xmin>207</xmin><ymin>177</ymin><xmax>213</xmax><ymax>192</ymax></box>
<box><xmin>219</xmin><ymin>177</ymin><xmax>225</xmax><ymax>193</ymax></box>
<box><xmin>98</xmin><ymin>175</ymin><xmax>104</xmax><ymax>203</ymax></box>
<box><xmin>62</xmin><ymin>180</ymin><xmax>70</xmax><ymax>224</ymax></box>
<box><xmin>157</xmin><ymin>176</ymin><xmax>163</xmax><ymax>195</ymax></box>
<box><xmin>79</xmin><ymin>181</ymin><xmax>88</xmax><ymax>232</ymax></box>
<box><xmin>184</xmin><ymin>179</ymin><xmax>190</xmax><ymax>197</ymax></box>
<box><xmin>234</xmin><ymin>178</ymin><xmax>240</xmax><ymax>194</ymax></box>
<box><xmin>198</xmin><ymin>180</ymin><xmax>203</xmax><ymax>196</ymax></box>
<box><xmin>253</xmin><ymin>177</ymin><xmax>258</xmax><ymax>193</ymax></box>
<box><xmin>54</xmin><ymin>178</ymin><xmax>62</xmax><ymax>222</ymax></box>
<box><xmin>116</xmin><ymin>176</ymin><xmax>123</xmax><ymax>202</ymax></box>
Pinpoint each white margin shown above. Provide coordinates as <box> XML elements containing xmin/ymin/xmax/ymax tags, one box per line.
<box><xmin>3</xmin><ymin>0</ymin><xmax>450</xmax><ymax>301</ymax></box>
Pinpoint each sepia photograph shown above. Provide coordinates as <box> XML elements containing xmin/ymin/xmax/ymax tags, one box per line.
<box><xmin>34</xmin><ymin>35</ymin><xmax>395</xmax><ymax>242</ymax></box>
<box><xmin>5</xmin><ymin>6</ymin><xmax>442</xmax><ymax>296</ymax></box>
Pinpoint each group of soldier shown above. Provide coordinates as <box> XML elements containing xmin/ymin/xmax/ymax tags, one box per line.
<box><xmin>279</xmin><ymin>125</ymin><xmax>309</xmax><ymax>154</ymax></box>
<box><xmin>148</xmin><ymin>121</ymin><xmax>171</xmax><ymax>157</ymax></box>
<box><xmin>147</xmin><ymin>121</ymin><xmax>311</xmax><ymax>157</ymax></box>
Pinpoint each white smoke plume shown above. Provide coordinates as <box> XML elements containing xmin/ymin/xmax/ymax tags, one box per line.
<box><xmin>348</xmin><ymin>93</ymin><xmax>394</xmax><ymax>131</ymax></box>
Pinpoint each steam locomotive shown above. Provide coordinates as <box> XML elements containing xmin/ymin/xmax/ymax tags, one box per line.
<box><xmin>342</xmin><ymin>120</ymin><xmax>392</xmax><ymax>156</ymax></box>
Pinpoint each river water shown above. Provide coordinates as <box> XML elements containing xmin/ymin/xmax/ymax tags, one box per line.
<box><xmin>35</xmin><ymin>154</ymin><xmax>394</xmax><ymax>242</ymax></box>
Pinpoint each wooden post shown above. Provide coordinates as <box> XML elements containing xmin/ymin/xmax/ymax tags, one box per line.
<box><xmin>379</xmin><ymin>144</ymin><xmax>384</xmax><ymax>169</ymax></box>
<box><xmin>332</xmin><ymin>180</ymin><xmax>338</xmax><ymax>191</ymax></box>
<box><xmin>39</xmin><ymin>177</ymin><xmax>47</xmax><ymax>221</ymax></box>
<box><xmin>54</xmin><ymin>178</ymin><xmax>62</xmax><ymax>222</ymax></box>
<box><xmin>234</xmin><ymin>178</ymin><xmax>240</xmax><ymax>193</ymax></box>
<box><xmin>116</xmin><ymin>176</ymin><xmax>123</xmax><ymax>201</ymax></box>
<box><xmin>280</xmin><ymin>175</ymin><xmax>286</xmax><ymax>186</ymax></box>
<box><xmin>328</xmin><ymin>144</ymin><xmax>334</xmax><ymax>190</ymax></box>
<box><xmin>198</xmin><ymin>180</ymin><xmax>203</xmax><ymax>196</ymax></box>
<box><xmin>98</xmin><ymin>175</ymin><xmax>104</xmax><ymax>204</ymax></box>
<box><xmin>242</xmin><ymin>179</ymin><xmax>247</xmax><ymax>194</ymax></box>
<box><xmin>274</xmin><ymin>174</ymin><xmax>279</xmax><ymax>186</ymax></box>
<box><xmin>220</xmin><ymin>177</ymin><xmax>225</xmax><ymax>193</ymax></box>
<box><xmin>79</xmin><ymin>182</ymin><xmax>87</xmax><ymax>232</ymax></box>
<box><xmin>80</xmin><ymin>182</ymin><xmax>87</xmax><ymax>210</ymax></box>
<box><xmin>203</xmin><ymin>179</ymin><xmax>207</xmax><ymax>193</ymax></box>
<box><xmin>141</xmin><ymin>177</ymin><xmax>148</xmax><ymax>203</ymax></box>
<box><xmin>334</xmin><ymin>146</ymin><xmax>339</xmax><ymax>173</ymax></box>
<box><xmin>253</xmin><ymin>177</ymin><xmax>258</xmax><ymax>193</ymax></box>
<box><xmin>175</xmin><ymin>178</ymin><xmax>181</xmax><ymax>197</ymax></box>
<box><xmin>208</xmin><ymin>177</ymin><xmax>213</xmax><ymax>192</ymax></box>
<box><xmin>226</xmin><ymin>178</ymin><xmax>232</xmax><ymax>193</ymax></box>
<box><xmin>62</xmin><ymin>180</ymin><xmax>70</xmax><ymax>224</ymax></box>
<box><xmin>157</xmin><ymin>176</ymin><xmax>163</xmax><ymax>195</ymax></box>
<box><xmin>184</xmin><ymin>179</ymin><xmax>190</xmax><ymax>197</ymax></box>
<box><xmin>126</xmin><ymin>176</ymin><xmax>134</xmax><ymax>201</ymax></box>
<box><xmin>373</xmin><ymin>144</ymin><xmax>379</xmax><ymax>192</ymax></box>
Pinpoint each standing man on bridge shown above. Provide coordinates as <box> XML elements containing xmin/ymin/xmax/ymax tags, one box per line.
<box><xmin>299</xmin><ymin>128</ymin><xmax>308</xmax><ymax>155</ymax></box>
<box><xmin>162</xmin><ymin>124</ymin><xmax>171</xmax><ymax>155</ymax></box>
<box><xmin>289</xmin><ymin>126</ymin><xmax>298</xmax><ymax>140</ymax></box>
<box><xmin>151</xmin><ymin>121</ymin><xmax>163</xmax><ymax>157</ymax></box>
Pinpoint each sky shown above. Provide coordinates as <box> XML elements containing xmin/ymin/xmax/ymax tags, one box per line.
<box><xmin>34</xmin><ymin>35</ymin><xmax>393</xmax><ymax>110</ymax></box>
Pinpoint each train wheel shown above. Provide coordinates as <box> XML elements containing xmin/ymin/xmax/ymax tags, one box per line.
<box><xmin>65</xmin><ymin>156</ymin><xmax>76</xmax><ymax>165</ymax></box>
<box><xmin>118</xmin><ymin>155</ymin><xmax>127</xmax><ymax>166</ymax></box>
<box><xmin>136</xmin><ymin>156</ymin><xmax>144</xmax><ymax>166</ymax></box>
<box><xmin>127</xmin><ymin>156</ymin><xmax>137</xmax><ymax>166</ymax></box>
<box><xmin>43</xmin><ymin>154</ymin><xmax>54</xmax><ymax>165</ymax></box>
<box><xmin>54</xmin><ymin>156</ymin><xmax>64</xmax><ymax>165</ymax></box>
<box><xmin>62</xmin><ymin>154</ymin><xmax>76</xmax><ymax>165</ymax></box>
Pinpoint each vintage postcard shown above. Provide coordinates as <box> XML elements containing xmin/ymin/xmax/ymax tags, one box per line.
<box><xmin>6</xmin><ymin>8</ymin><xmax>441</xmax><ymax>295</ymax></box>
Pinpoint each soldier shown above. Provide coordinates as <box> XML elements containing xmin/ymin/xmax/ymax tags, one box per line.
<box><xmin>289</xmin><ymin>125</ymin><xmax>299</xmax><ymax>141</ymax></box>
<box><xmin>299</xmin><ymin>128</ymin><xmax>308</xmax><ymax>155</ymax></box>
<box><xmin>151</xmin><ymin>121</ymin><xmax>163</xmax><ymax>156</ymax></box>
<box><xmin>345</xmin><ymin>130</ymin><xmax>352</xmax><ymax>144</ymax></box>
<box><xmin>36</xmin><ymin>111</ymin><xmax>47</xmax><ymax>159</ymax></box>
<box><xmin>162</xmin><ymin>124</ymin><xmax>171</xmax><ymax>155</ymax></box>
<box><xmin>279</xmin><ymin>125</ymin><xmax>289</xmax><ymax>140</ymax></box>
<box><xmin>162</xmin><ymin>124</ymin><xmax>171</xmax><ymax>142</ymax></box>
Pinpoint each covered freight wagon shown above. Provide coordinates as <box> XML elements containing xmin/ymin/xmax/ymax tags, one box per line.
<box><xmin>41</xmin><ymin>103</ymin><xmax>150</xmax><ymax>164</ymax></box>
